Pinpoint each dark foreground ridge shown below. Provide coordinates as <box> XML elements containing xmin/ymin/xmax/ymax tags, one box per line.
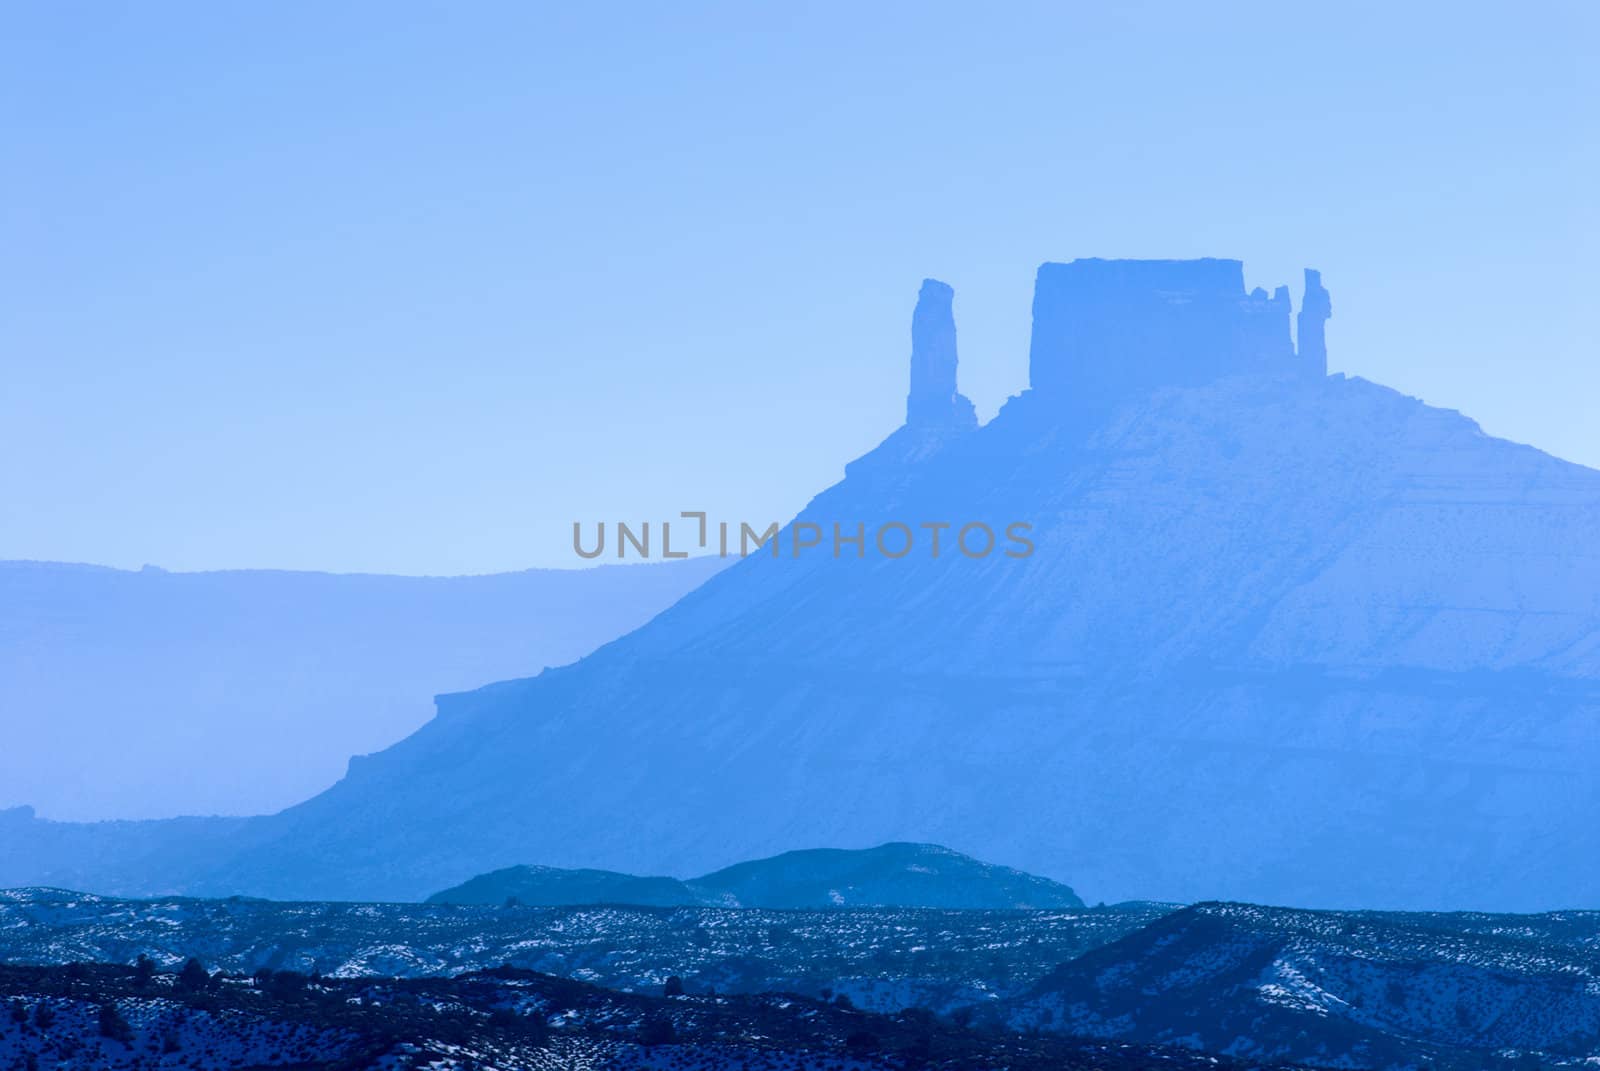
<box><xmin>426</xmin><ymin>842</ymin><xmax>1085</xmax><ymax>909</ymax></box>
<box><xmin>0</xmin><ymin>959</ymin><xmax>1280</xmax><ymax>1071</ymax></box>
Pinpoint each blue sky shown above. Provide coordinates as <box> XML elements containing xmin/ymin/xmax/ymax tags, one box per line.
<box><xmin>3</xmin><ymin>1</ymin><xmax>1594</xmax><ymax>574</ymax></box>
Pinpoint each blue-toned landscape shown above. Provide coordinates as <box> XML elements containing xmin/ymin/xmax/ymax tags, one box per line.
<box><xmin>9</xmin><ymin>257</ymin><xmax>1600</xmax><ymax>914</ymax></box>
<box><xmin>5</xmin><ymin>258</ymin><xmax>1597</xmax><ymax>1069</ymax></box>
<box><xmin>3</xmin><ymin>2</ymin><xmax>1594</xmax><ymax>1068</ymax></box>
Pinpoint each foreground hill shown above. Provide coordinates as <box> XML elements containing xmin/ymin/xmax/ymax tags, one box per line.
<box><xmin>426</xmin><ymin>843</ymin><xmax>1084</xmax><ymax>909</ymax></box>
<box><xmin>1008</xmin><ymin>901</ymin><xmax>1600</xmax><ymax>1070</ymax></box>
<box><xmin>0</xmin><ymin>557</ymin><xmax>723</xmax><ymax>819</ymax></box>
<box><xmin>6</xmin><ymin>259</ymin><xmax>1598</xmax><ymax>908</ymax></box>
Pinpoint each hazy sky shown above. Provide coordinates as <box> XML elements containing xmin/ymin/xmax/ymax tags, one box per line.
<box><xmin>4</xmin><ymin>1</ymin><xmax>1594</xmax><ymax>574</ymax></box>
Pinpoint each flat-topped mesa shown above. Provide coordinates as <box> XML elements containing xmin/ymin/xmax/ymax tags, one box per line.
<box><xmin>1027</xmin><ymin>258</ymin><xmax>1324</xmax><ymax>410</ymax></box>
<box><xmin>906</xmin><ymin>278</ymin><xmax>977</xmax><ymax>429</ymax></box>
<box><xmin>1298</xmin><ymin>268</ymin><xmax>1332</xmax><ymax>375</ymax></box>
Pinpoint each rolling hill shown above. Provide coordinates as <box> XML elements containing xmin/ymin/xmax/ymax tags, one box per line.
<box><xmin>425</xmin><ymin>843</ymin><xmax>1084</xmax><ymax>909</ymax></box>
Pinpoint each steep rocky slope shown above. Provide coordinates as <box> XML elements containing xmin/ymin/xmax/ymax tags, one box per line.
<box><xmin>6</xmin><ymin>260</ymin><xmax>1597</xmax><ymax>909</ymax></box>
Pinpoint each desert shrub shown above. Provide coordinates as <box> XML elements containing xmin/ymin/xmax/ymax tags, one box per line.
<box><xmin>97</xmin><ymin>1002</ymin><xmax>133</xmax><ymax>1044</ymax></box>
<box><xmin>177</xmin><ymin>958</ymin><xmax>211</xmax><ymax>991</ymax></box>
<box><xmin>845</xmin><ymin>1030</ymin><xmax>878</xmax><ymax>1050</ymax></box>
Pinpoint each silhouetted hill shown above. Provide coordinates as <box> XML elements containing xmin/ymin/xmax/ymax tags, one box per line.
<box><xmin>424</xmin><ymin>843</ymin><xmax>1084</xmax><ymax>909</ymax></box>
<box><xmin>426</xmin><ymin>865</ymin><xmax>703</xmax><ymax>907</ymax></box>
<box><xmin>690</xmin><ymin>843</ymin><xmax>1084</xmax><ymax>909</ymax></box>
<box><xmin>0</xmin><ymin>557</ymin><xmax>724</xmax><ymax>819</ymax></box>
<box><xmin>7</xmin><ymin>260</ymin><xmax>1598</xmax><ymax>909</ymax></box>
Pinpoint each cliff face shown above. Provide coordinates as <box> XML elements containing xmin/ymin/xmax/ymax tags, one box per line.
<box><xmin>1027</xmin><ymin>258</ymin><xmax>1308</xmax><ymax>414</ymax></box>
<box><xmin>5</xmin><ymin>261</ymin><xmax>1596</xmax><ymax>910</ymax></box>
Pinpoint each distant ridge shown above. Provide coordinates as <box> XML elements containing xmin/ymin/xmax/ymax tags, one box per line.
<box><xmin>0</xmin><ymin>557</ymin><xmax>725</xmax><ymax>820</ymax></box>
<box><xmin>425</xmin><ymin>843</ymin><xmax>1084</xmax><ymax>909</ymax></box>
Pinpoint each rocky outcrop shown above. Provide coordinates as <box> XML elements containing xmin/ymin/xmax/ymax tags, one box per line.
<box><xmin>1027</xmin><ymin>258</ymin><xmax>1321</xmax><ymax>415</ymax></box>
<box><xmin>905</xmin><ymin>278</ymin><xmax>977</xmax><ymax>429</ymax></box>
<box><xmin>1297</xmin><ymin>267</ymin><xmax>1332</xmax><ymax>373</ymax></box>
<box><xmin>846</xmin><ymin>278</ymin><xmax>977</xmax><ymax>480</ymax></box>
